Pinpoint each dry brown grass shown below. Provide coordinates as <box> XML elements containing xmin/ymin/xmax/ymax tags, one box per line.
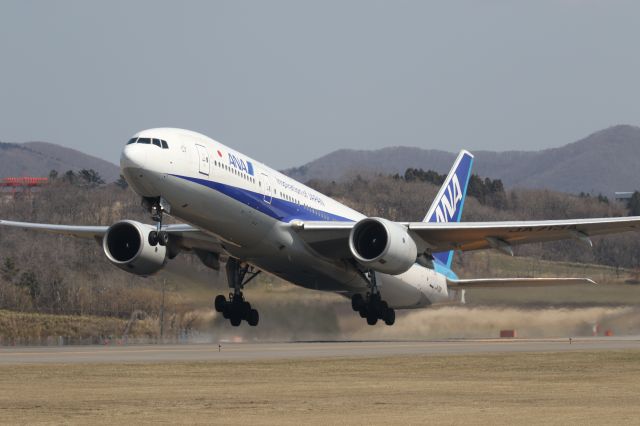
<box><xmin>0</xmin><ymin>351</ymin><xmax>639</xmax><ymax>425</ymax></box>
<box><xmin>0</xmin><ymin>310</ymin><xmax>159</xmax><ymax>344</ymax></box>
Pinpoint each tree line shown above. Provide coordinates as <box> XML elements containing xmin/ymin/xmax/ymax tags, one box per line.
<box><xmin>399</xmin><ymin>168</ymin><xmax>507</xmax><ymax>208</ymax></box>
<box><xmin>48</xmin><ymin>168</ymin><xmax>128</xmax><ymax>189</ymax></box>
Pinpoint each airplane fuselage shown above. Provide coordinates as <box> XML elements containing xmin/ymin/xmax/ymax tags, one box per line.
<box><xmin>120</xmin><ymin>128</ymin><xmax>453</xmax><ymax>309</ymax></box>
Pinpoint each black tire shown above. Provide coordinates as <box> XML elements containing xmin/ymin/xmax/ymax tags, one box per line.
<box><xmin>366</xmin><ymin>312</ymin><xmax>378</xmax><ymax>326</ymax></box>
<box><xmin>230</xmin><ymin>315</ymin><xmax>242</xmax><ymax>327</ymax></box>
<box><xmin>158</xmin><ymin>231</ymin><xmax>169</xmax><ymax>246</ymax></box>
<box><xmin>214</xmin><ymin>295</ymin><xmax>226</xmax><ymax>312</ymax></box>
<box><xmin>384</xmin><ymin>309</ymin><xmax>395</xmax><ymax>326</ymax></box>
<box><xmin>351</xmin><ymin>294</ymin><xmax>365</xmax><ymax>311</ymax></box>
<box><xmin>378</xmin><ymin>301</ymin><xmax>389</xmax><ymax>318</ymax></box>
<box><xmin>359</xmin><ymin>307</ymin><xmax>367</xmax><ymax>318</ymax></box>
<box><xmin>247</xmin><ymin>309</ymin><xmax>259</xmax><ymax>326</ymax></box>
<box><xmin>242</xmin><ymin>301</ymin><xmax>251</xmax><ymax>315</ymax></box>
<box><xmin>222</xmin><ymin>304</ymin><xmax>231</xmax><ymax>319</ymax></box>
<box><xmin>148</xmin><ymin>231</ymin><xmax>158</xmax><ymax>246</ymax></box>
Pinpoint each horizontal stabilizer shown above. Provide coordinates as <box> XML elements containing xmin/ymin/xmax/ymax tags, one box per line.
<box><xmin>446</xmin><ymin>277</ymin><xmax>596</xmax><ymax>289</ymax></box>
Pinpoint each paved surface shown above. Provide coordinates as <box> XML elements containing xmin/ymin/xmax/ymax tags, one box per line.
<box><xmin>0</xmin><ymin>338</ymin><xmax>639</xmax><ymax>364</ymax></box>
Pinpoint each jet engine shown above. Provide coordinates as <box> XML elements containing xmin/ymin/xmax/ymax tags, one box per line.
<box><xmin>103</xmin><ymin>220</ymin><xmax>167</xmax><ymax>276</ymax></box>
<box><xmin>348</xmin><ymin>217</ymin><xmax>417</xmax><ymax>275</ymax></box>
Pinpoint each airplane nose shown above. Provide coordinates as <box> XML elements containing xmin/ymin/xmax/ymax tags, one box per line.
<box><xmin>120</xmin><ymin>143</ymin><xmax>161</xmax><ymax>197</ymax></box>
<box><xmin>120</xmin><ymin>144</ymin><xmax>148</xmax><ymax>171</ymax></box>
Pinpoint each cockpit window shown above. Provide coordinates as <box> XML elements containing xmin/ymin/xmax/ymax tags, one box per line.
<box><xmin>127</xmin><ymin>137</ymin><xmax>168</xmax><ymax>148</ymax></box>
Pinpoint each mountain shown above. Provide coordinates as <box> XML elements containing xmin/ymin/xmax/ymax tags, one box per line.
<box><xmin>284</xmin><ymin>125</ymin><xmax>640</xmax><ymax>195</ymax></box>
<box><xmin>0</xmin><ymin>141</ymin><xmax>120</xmax><ymax>182</ymax></box>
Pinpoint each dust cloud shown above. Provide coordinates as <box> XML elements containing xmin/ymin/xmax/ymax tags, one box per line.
<box><xmin>160</xmin><ymin>262</ymin><xmax>640</xmax><ymax>342</ymax></box>
<box><xmin>344</xmin><ymin>306</ymin><xmax>640</xmax><ymax>340</ymax></box>
<box><xmin>194</xmin><ymin>302</ymin><xmax>640</xmax><ymax>342</ymax></box>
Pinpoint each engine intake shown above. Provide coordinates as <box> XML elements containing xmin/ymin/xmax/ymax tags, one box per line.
<box><xmin>103</xmin><ymin>220</ymin><xmax>167</xmax><ymax>276</ymax></box>
<box><xmin>349</xmin><ymin>217</ymin><xmax>417</xmax><ymax>275</ymax></box>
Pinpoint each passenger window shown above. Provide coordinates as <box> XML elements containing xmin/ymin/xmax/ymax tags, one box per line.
<box><xmin>127</xmin><ymin>138</ymin><xmax>137</xmax><ymax>145</ymax></box>
<box><xmin>161</xmin><ymin>140</ymin><xmax>169</xmax><ymax>149</ymax></box>
<box><xmin>152</xmin><ymin>139</ymin><xmax>162</xmax><ymax>148</ymax></box>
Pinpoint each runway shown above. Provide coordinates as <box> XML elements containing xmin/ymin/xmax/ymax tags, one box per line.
<box><xmin>0</xmin><ymin>337</ymin><xmax>639</xmax><ymax>364</ymax></box>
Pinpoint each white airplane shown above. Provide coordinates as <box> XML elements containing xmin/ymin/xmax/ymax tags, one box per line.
<box><xmin>1</xmin><ymin>128</ymin><xmax>639</xmax><ymax>327</ymax></box>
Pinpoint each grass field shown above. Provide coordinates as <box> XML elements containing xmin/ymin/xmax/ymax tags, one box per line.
<box><xmin>0</xmin><ymin>351</ymin><xmax>639</xmax><ymax>425</ymax></box>
<box><xmin>457</xmin><ymin>251</ymin><xmax>639</xmax><ymax>285</ymax></box>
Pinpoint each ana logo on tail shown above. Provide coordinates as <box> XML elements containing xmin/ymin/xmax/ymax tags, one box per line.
<box><xmin>424</xmin><ymin>150</ymin><xmax>473</xmax><ymax>225</ymax></box>
<box><xmin>434</xmin><ymin>174</ymin><xmax>462</xmax><ymax>223</ymax></box>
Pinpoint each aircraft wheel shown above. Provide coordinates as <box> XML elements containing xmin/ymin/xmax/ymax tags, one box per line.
<box><xmin>230</xmin><ymin>315</ymin><xmax>242</xmax><ymax>327</ymax></box>
<box><xmin>214</xmin><ymin>295</ymin><xmax>226</xmax><ymax>313</ymax></box>
<box><xmin>148</xmin><ymin>231</ymin><xmax>158</xmax><ymax>246</ymax></box>
<box><xmin>384</xmin><ymin>309</ymin><xmax>395</xmax><ymax>326</ymax></box>
<box><xmin>158</xmin><ymin>231</ymin><xmax>169</xmax><ymax>246</ymax></box>
<box><xmin>247</xmin><ymin>309</ymin><xmax>259</xmax><ymax>326</ymax></box>
<box><xmin>366</xmin><ymin>312</ymin><xmax>378</xmax><ymax>326</ymax></box>
<box><xmin>242</xmin><ymin>301</ymin><xmax>252</xmax><ymax>315</ymax></box>
<box><xmin>359</xmin><ymin>307</ymin><xmax>367</xmax><ymax>318</ymax></box>
<box><xmin>351</xmin><ymin>294</ymin><xmax>365</xmax><ymax>311</ymax></box>
<box><xmin>222</xmin><ymin>303</ymin><xmax>231</xmax><ymax>319</ymax></box>
<box><xmin>378</xmin><ymin>301</ymin><xmax>389</xmax><ymax>318</ymax></box>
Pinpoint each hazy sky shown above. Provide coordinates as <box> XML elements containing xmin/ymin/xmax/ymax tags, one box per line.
<box><xmin>1</xmin><ymin>0</ymin><xmax>639</xmax><ymax>168</ymax></box>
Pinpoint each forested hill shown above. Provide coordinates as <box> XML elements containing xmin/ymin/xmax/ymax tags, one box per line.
<box><xmin>284</xmin><ymin>125</ymin><xmax>640</xmax><ymax>195</ymax></box>
<box><xmin>0</xmin><ymin>141</ymin><xmax>120</xmax><ymax>182</ymax></box>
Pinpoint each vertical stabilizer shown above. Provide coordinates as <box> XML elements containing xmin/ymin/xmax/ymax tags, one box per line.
<box><xmin>423</xmin><ymin>150</ymin><xmax>474</xmax><ymax>268</ymax></box>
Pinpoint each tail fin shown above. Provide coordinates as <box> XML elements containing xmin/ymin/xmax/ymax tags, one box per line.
<box><xmin>423</xmin><ymin>150</ymin><xmax>474</xmax><ymax>268</ymax></box>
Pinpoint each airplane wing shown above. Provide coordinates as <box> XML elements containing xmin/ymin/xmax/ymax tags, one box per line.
<box><xmin>293</xmin><ymin>216</ymin><xmax>640</xmax><ymax>258</ymax></box>
<box><xmin>446</xmin><ymin>277</ymin><xmax>596</xmax><ymax>288</ymax></box>
<box><xmin>404</xmin><ymin>217</ymin><xmax>640</xmax><ymax>253</ymax></box>
<box><xmin>0</xmin><ymin>220</ymin><xmax>108</xmax><ymax>239</ymax></box>
<box><xmin>0</xmin><ymin>219</ymin><xmax>225</xmax><ymax>254</ymax></box>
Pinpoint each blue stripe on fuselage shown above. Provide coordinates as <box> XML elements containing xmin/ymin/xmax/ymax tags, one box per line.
<box><xmin>172</xmin><ymin>174</ymin><xmax>460</xmax><ymax>281</ymax></box>
<box><xmin>171</xmin><ymin>174</ymin><xmax>354</xmax><ymax>223</ymax></box>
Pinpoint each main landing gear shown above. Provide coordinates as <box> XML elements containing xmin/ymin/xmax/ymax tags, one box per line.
<box><xmin>146</xmin><ymin>197</ymin><xmax>170</xmax><ymax>247</ymax></box>
<box><xmin>214</xmin><ymin>258</ymin><xmax>261</xmax><ymax>327</ymax></box>
<box><xmin>351</xmin><ymin>271</ymin><xmax>395</xmax><ymax>326</ymax></box>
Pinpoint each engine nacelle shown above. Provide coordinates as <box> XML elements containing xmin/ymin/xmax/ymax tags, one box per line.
<box><xmin>103</xmin><ymin>220</ymin><xmax>167</xmax><ymax>276</ymax></box>
<box><xmin>348</xmin><ymin>217</ymin><xmax>417</xmax><ymax>275</ymax></box>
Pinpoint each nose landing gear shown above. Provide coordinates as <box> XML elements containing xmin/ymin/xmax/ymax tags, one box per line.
<box><xmin>351</xmin><ymin>271</ymin><xmax>395</xmax><ymax>326</ymax></box>
<box><xmin>145</xmin><ymin>197</ymin><xmax>171</xmax><ymax>247</ymax></box>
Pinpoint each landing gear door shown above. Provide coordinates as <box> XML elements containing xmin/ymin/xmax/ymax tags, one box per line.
<box><xmin>195</xmin><ymin>144</ymin><xmax>210</xmax><ymax>176</ymax></box>
<box><xmin>259</xmin><ymin>172</ymin><xmax>273</xmax><ymax>204</ymax></box>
